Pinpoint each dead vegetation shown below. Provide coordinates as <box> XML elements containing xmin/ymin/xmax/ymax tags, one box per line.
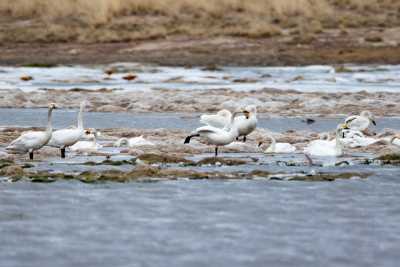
<box><xmin>0</xmin><ymin>0</ymin><xmax>399</xmax><ymax>43</ymax></box>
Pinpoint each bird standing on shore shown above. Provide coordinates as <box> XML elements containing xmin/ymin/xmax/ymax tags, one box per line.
<box><xmin>48</xmin><ymin>101</ymin><xmax>86</xmax><ymax>158</ymax></box>
<box><xmin>234</xmin><ymin>105</ymin><xmax>258</xmax><ymax>142</ymax></box>
<box><xmin>184</xmin><ymin>110</ymin><xmax>249</xmax><ymax>157</ymax></box>
<box><xmin>6</xmin><ymin>103</ymin><xmax>57</xmax><ymax>160</ymax></box>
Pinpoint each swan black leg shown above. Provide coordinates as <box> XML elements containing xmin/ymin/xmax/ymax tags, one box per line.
<box><xmin>29</xmin><ymin>152</ymin><xmax>33</xmax><ymax>160</ymax></box>
<box><xmin>61</xmin><ymin>148</ymin><xmax>66</xmax><ymax>158</ymax></box>
<box><xmin>243</xmin><ymin>136</ymin><xmax>247</xmax><ymax>142</ymax></box>
<box><xmin>215</xmin><ymin>146</ymin><xmax>218</xmax><ymax>157</ymax></box>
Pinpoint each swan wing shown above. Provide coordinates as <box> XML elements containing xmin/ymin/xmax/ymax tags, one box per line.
<box><xmin>7</xmin><ymin>131</ymin><xmax>47</xmax><ymax>151</ymax></box>
<box><xmin>276</xmin><ymin>143</ymin><xmax>296</xmax><ymax>153</ymax></box>
<box><xmin>200</xmin><ymin>114</ymin><xmax>229</xmax><ymax>128</ymax></box>
<box><xmin>195</xmin><ymin>125</ymin><xmax>221</xmax><ymax>135</ymax></box>
<box><xmin>304</xmin><ymin>140</ymin><xmax>337</xmax><ymax>156</ymax></box>
<box><xmin>48</xmin><ymin>128</ymin><xmax>83</xmax><ymax>147</ymax></box>
<box><xmin>345</xmin><ymin>116</ymin><xmax>369</xmax><ymax>131</ymax></box>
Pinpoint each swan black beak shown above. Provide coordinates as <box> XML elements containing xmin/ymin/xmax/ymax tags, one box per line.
<box><xmin>258</xmin><ymin>141</ymin><xmax>263</xmax><ymax>147</ymax></box>
<box><xmin>243</xmin><ymin>110</ymin><xmax>250</xmax><ymax>119</ymax></box>
<box><xmin>371</xmin><ymin>119</ymin><xmax>377</xmax><ymax>126</ymax></box>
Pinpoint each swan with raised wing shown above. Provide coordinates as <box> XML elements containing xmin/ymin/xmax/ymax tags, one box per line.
<box><xmin>48</xmin><ymin>101</ymin><xmax>86</xmax><ymax>158</ymax></box>
<box><xmin>345</xmin><ymin>110</ymin><xmax>376</xmax><ymax>132</ymax></box>
<box><xmin>200</xmin><ymin>109</ymin><xmax>232</xmax><ymax>129</ymax></box>
<box><xmin>184</xmin><ymin>110</ymin><xmax>248</xmax><ymax>157</ymax></box>
<box><xmin>6</xmin><ymin>103</ymin><xmax>57</xmax><ymax>160</ymax></box>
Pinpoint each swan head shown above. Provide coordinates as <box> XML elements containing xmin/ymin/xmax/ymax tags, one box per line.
<box><xmin>243</xmin><ymin>105</ymin><xmax>257</xmax><ymax>115</ymax></box>
<box><xmin>360</xmin><ymin>110</ymin><xmax>376</xmax><ymax>125</ymax></box>
<box><xmin>48</xmin><ymin>103</ymin><xmax>57</xmax><ymax>110</ymax></box>
<box><xmin>337</xmin><ymin>123</ymin><xmax>350</xmax><ymax>138</ymax></box>
<box><xmin>84</xmin><ymin>128</ymin><xmax>99</xmax><ymax>138</ymax></box>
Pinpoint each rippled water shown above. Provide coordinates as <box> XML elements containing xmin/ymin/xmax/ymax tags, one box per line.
<box><xmin>1</xmin><ymin>108</ymin><xmax>400</xmax><ymax>266</ymax></box>
<box><xmin>1</xmin><ymin>173</ymin><xmax>400</xmax><ymax>267</ymax></box>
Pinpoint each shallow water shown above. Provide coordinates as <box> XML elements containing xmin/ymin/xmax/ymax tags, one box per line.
<box><xmin>1</xmin><ymin>172</ymin><xmax>400</xmax><ymax>267</ymax></box>
<box><xmin>0</xmin><ymin>108</ymin><xmax>398</xmax><ymax>132</ymax></box>
<box><xmin>2</xmin><ymin>64</ymin><xmax>400</xmax><ymax>92</ymax></box>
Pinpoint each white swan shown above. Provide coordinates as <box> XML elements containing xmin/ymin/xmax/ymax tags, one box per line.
<box><xmin>48</xmin><ymin>101</ymin><xmax>86</xmax><ymax>158</ymax></box>
<box><xmin>258</xmin><ymin>132</ymin><xmax>296</xmax><ymax>153</ymax></box>
<box><xmin>345</xmin><ymin>110</ymin><xmax>376</xmax><ymax>132</ymax></box>
<box><xmin>184</xmin><ymin>110</ymin><xmax>248</xmax><ymax>157</ymax></box>
<box><xmin>200</xmin><ymin>109</ymin><xmax>232</xmax><ymax>128</ymax></box>
<box><xmin>233</xmin><ymin>105</ymin><xmax>258</xmax><ymax>142</ymax></box>
<box><xmin>304</xmin><ymin>123</ymin><xmax>349</xmax><ymax>157</ymax></box>
<box><xmin>114</xmin><ymin>136</ymin><xmax>155</xmax><ymax>148</ymax></box>
<box><xmin>341</xmin><ymin>129</ymin><xmax>378</xmax><ymax>148</ymax></box>
<box><xmin>70</xmin><ymin>128</ymin><xmax>102</xmax><ymax>153</ymax></box>
<box><xmin>6</xmin><ymin>103</ymin><xmax>57</xmax><ymax>160</ymax></box>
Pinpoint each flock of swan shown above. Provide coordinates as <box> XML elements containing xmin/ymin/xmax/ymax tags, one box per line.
<box><xmin>4</xmin><ymin>101</ymin><xmax>390</xmax><ymax>161</ymax></box>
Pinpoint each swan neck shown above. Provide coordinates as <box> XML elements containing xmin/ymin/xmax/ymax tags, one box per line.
<box><xmin>335</xmin><ymin>131</ymin><xmax>343</xmax><ymax>153</ymax></box>
<box><xmin>46</xmin><ymin>107</ymin><xmax>53</xmax><ymax>134</ymax></box>
<box><xmin>268</xmin><ymin>134</ymin><xmax>276</xmax><ymax>151</ymax></box>
<box><xmin>78</xmin><ymin>103</ymin><xmax>84</xmax><ymax>129</ymax></box>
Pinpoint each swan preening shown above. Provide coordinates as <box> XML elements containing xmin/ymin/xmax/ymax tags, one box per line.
<box><xmin>345</xmin><ymin>110</ymin><xmax>376</xmax><ymax>132</ymax></box>
<box><xmin>304</xmin><ymin>123</ymin><xmax>349</xmax><ymax>157</ymax></box>
<box><xmin>258</xmin><ymin>132</ymin><xmax>296</xmax><ymax>153</ymax></box>
<box><xmin>185</xmin><ymin>110</ymin><xmax>249</xmax><ymax>157</ymax></box>
<box><xmin>114</xmin><ymin>136</ymin><xmax>155</xmax><ymax>148</ymax></box>
<box><xmin>70</xmin><ymin>128</ymin><xmax>102</xmax><ymax>153</ymax></box>
<box><xmin>6</xmin><ymin>103</ymin><xmax>57</xmax><ymax>160</ymax></box>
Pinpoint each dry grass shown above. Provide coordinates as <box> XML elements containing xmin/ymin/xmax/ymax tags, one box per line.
<box><xmin>0</xmin><ymin>0</ymin><xmax>399</xmax><ymax>43</ymax></box>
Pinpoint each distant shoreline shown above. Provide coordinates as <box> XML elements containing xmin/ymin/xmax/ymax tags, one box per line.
<box><xmin>1</xmin><ymin>30</ymin><xmax>400</xmax><ymax>66</ymax></box>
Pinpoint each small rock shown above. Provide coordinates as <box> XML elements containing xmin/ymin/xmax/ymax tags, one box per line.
<box><xmin>20</xmin><ymin>76</ymin><xmax>33</xmax><ymax>81</ymax></box>
<box><xmin>122</xmin><ymin>74</ymin><xmax>137</xmax><ymax>81</ymax></box>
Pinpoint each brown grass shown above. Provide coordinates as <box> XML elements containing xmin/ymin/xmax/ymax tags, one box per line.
<box><xmin>0</xmin><ymin>0</ymin><xmax>399</xmax><ymax>43</ymax></box>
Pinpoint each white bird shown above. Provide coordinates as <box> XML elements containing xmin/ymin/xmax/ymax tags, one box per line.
<box><xmin>200</xmin><ymin>109</ymin><xmax>232</xmax><ymax>128</ymax></box>
<box><xmin>258</xmin><ymin>132</ymin><xmax>296</xmax><ymax>153</ymax></box>
<box><xmin>48</xmin><ymin>101</ymin><xmax>86</xmax><ymax>158</ymax></box>
<box><xmin>184</xmin><ymin>110</ymin><xmax>248</xmax><ymax>157</ymax></box>
<box><xmin>388</xmin><ymin>134</ymin><xmax>400</xmax><ymax>147</ymax></box>
<box><xmin>233</xmin><ymin>105</ymin><xmax>258</xmax><ymax>142</ymax></box>
<box><xmin>114</xmin><ymin>136</ymin><xmax>155</xmax><ymax>148</ymax></box>
<box><xmin>345</xmin><ymin>110</ymin><xmax>376</xmax><ymax>132</ymax></box>
<box><xmin>70</xmin><ymin>128</ymin><xmax>102</xmax><ymax>153</ymax></box>
<box><xmin>304</xmin><ymin>123</ymin><xmax>349</xmax><ymax>157</ymax></box>
<box><xmin>6</xmin><ymin>103</ymin><xmax>57</xmax><ymax>160</ymax></box>
<box><xmin>341</xmin><ymin>129</ymin><xmax>378</xmax><ymax>148</ymax></box>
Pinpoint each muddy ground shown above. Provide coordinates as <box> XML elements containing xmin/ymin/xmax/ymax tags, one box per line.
<box><xmin>2</xmin><ymin>28</ymin><xmax>400</xmax><ymax>66</ymax></box>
